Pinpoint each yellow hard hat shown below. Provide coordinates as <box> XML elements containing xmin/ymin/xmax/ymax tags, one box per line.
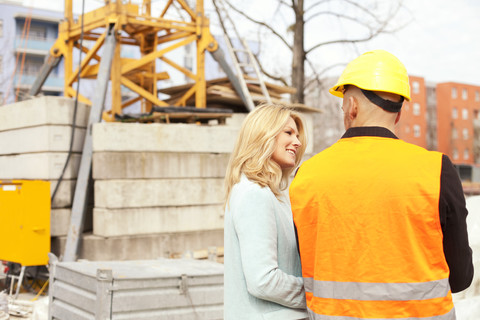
<box><xmin>329</xmin><ymin>50</ymin><xmax>411</xmax><ymax>101</ymax></box>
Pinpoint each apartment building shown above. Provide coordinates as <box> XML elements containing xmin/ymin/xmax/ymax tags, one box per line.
<box><xmin>0</xmin><ymin>1</ymin><xmax>64</xmax><ymax>105</ymax></box>
<box><xmin>395</xmin><ymin>75</ymin><xmax>428</xmax><ymax>149</ymax></box>
<box><xmin>436</xmin><ymin>82</ymin><xmax>480</xmax><ymax>165</ymax></box>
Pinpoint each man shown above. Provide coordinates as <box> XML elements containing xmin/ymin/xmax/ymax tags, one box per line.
<box><xmin>290</xmin><ymin>50</ymin><xmax>473</xmax><ymax>319</ymax></box>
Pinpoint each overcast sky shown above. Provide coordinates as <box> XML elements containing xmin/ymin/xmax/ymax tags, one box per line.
<box><xmin>20</xmin><ymin>0</ymin><xmax>480</xmax><ymax>86</ymax></box>
<box><xmin>367</xmin><ymin>0</ymin><xmax>480</xmax><ymax>86</ymax></box>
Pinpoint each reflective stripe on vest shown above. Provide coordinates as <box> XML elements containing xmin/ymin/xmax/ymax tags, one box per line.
<box><xmin>303</xmin><ymin>277</ymin><xmax>450</xmax><ymax>301</ymax></box>
<box><xmin>306</xmin><ymin>308</ymin><xmax>456</xmax><ymax>320</ymax></box>
<box><xmin>290</xmin><ymin>136</ymin><xmax>454</xmax><ymax>319</ymax></box>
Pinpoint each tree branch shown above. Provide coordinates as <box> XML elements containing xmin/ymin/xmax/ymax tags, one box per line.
<box><xmin>304</xmin><ymin>57</ymin><xmax>323</xmax><ymax>90</ymax></box>
<box><xmin>254</xmin><ymin>30</ymin><xmax>289</xmax><ymax>86</ymax></box>
<box><xmin>224</xmin><ymin>0</ymin><xmax>293</xmax><ymax>51</ymax></box>
<box><xmin>340</xmin><ymin>0</ymin><xmax>382</xmax><ymax>24</ymax></box>
<box><xmin>305</xmin><ymin>11</ymin><xmax>367</xmax><ymax>25</ymax></box>
<box><xmin>305</xmin><ymin>28</ymin><xmax>383</xmax><ymax>55</ymax></box>
<box><xmin>305</xmin><ymin>0</ymin><xmax>408</xmax><ymax>55</ymax></box>
<box><xmin>305</xmin><ymin>0</ymin><xmax>333</xmax><ymax>12</ymax></box>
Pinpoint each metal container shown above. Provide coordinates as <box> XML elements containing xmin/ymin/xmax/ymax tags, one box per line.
<box><xmin>49</xmin><ymin>258</ymin><xmax>224</xmax><ymax>320</ymax></box>
<box><xmin>0</xmin><ymin>180</ymin><xmax>50</xmax><ymax>266</ymax></box>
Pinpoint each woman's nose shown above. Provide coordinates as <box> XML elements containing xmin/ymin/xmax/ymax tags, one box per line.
<box><xmin>293</xmin><ymin>136</ymin><xmax>301</xmax><ymax>147</ymax></box>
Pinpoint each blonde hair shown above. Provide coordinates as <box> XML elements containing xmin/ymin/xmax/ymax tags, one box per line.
<box><xmin>224</xmin><ymin>103</ymin><xmax>307</xmax><ymax>207</ymax></box>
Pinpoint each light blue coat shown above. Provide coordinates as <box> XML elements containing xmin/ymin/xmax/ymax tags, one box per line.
<box><xmin>224</xmin><ymin>175</ymin><xmax>307</xmax><ymax>320</ymax></box>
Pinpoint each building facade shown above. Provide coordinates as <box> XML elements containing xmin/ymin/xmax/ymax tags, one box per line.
<box><xmin>436</xmin><ymin>82</ymin><xmax>480</xmax><ymax>165</ymax></box>
<box><xmin>0</xmin><ymin>1</ymin><xmax>64</xmax><ymax>105</ymax></box>
<box><xmin>395</xmin><ymin>75</ymin><xmax>428</xmax><ymax>149</ymax></box>
<box><xmin>395</xmin><ymin>76</ymin><xmax>480</xmax><ymax>169</ymax></box>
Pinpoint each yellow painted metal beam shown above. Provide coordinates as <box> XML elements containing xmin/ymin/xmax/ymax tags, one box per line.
<box><xmin>75</xmin><ymin>43</ymin><xmax>101</xmax><ymax>61</ymax></box>
<box><xmin>121</xmin><ymin>34</ymin><xmax>196</xmax><ymax>75</ymax></box>
<box><xmin>159</xmin><ymin>56</ymin><xmax>195</xmax><ymax>80</ymax></box>
<box><xmin>125</xmin><ymin>16</ymin><xmax>195</xmax><ymax>33</ymax></box>
<box><xmin>78</xmin><ymin>64</ymin><xmax>100</xmax><ymax>79</ymax></box>
<box><xmin>65</xmin><ymin>0</ymin><xmax>73</xmax><ymax>24</ymax></box>
<box><xmin>66</xmin><ymin>87</ymin><xmax>92</xmax><ymax>105</ymax></box>
<box><xmin>121</xmin><ymin>96</ymin><xmax>142</xmax><ymax>109</ymax></box>
<box><xmin>177</xmin><ymin>0</ymin><xmax>197</xmax><ymax>21</ymax></box>
<box><xmin>68</xmin><ymin>32</ymin><xmax>106</xmax><ymax>86</ymax></box>
<box><xmin>157</xmin><ymin>30</ymin><xmax>194</xmax><ymax>45</ymax></box>
<box><xmin>159</xmin><ymin>0</ymin><xmax>174</xmax><ymax>18</ymax></box>
<box><xmin>175</xmin><ymin>82</ymin><xmax>198</xmax><ymax>107</ymax></box>
<box><xmin>121</xmin><ymin>76</ymin><xmax>169</xmax><ymax>107</ymax></box>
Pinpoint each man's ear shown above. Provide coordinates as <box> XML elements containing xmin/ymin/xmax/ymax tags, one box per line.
<box><xmin>348</xmin><ymin>96</ymin><xmax>358</xmax><ymax>120</ymax></box>
<box><xmin>394</xmin><ymin>110</ymin><xmax>402</xmax><ymax>124</ymax></box>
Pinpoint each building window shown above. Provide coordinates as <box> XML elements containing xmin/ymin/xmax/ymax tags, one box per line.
<box><xmin>452</xmin><ymin>87</ymin><xmax>457</xmax><ymax>99</ymax></box>
<box><xmin>0</xmin><ymin>92</ymin><xmax>3</xmax><ymax>105</ymax></box>
<box><xmin>462</xmin><ymin>88</ymin><xmax>468</xmax><ymax>100</ymax></box>
<box><xmin>412</xmin><ymin>81</ymin><xmax>420</xmax><ymax>94</ymax></box>
<box><xmin>452</xmin><ymin>128</ymin><xmax>458</xmax><ymax>139</ymax></box>
<box><xmin>405</xmin><ymin>126</ymin><xmax>410</xmax><ymax>134</ymax></box>
<box><xmin>22</xmin><ymin>56</ymin><xmax>44</xmax><ymax>76</ymax></box>
<box><xmin>413</xmin><ymin>125</ymin><xmax>420</xmax><ymax>137</ymax></box>
<box><xmin>464</xmin><ymin>149</ymin><xmax>469</xmax><ymax>160</ymax></box>
<box><xmin>28</xmin><ymin>25</ymin><xmax>46</xmax><ymax>40</ymax></box>
<box><xmin>476</xmin><ymin>91</ymin><xmax>480</xmax><ymax>102</ymax></box>
<box><xmin>463</xmin><ymin>128</ymin><xmax>469</xmax><ymax>140</ymax></box>
<box><xmin>0</xmin><ymin>20</ymin><xmax>3</xmax><ymax>38</ymax></box>
<box><xmin>453</xmin><ymin>149</ymin><xmax>459</xmax><ymax>160</ymax></box>
<box><xmin>413</xmin><ymin>103</ymin><xmax>421</xmax><ymax>115</ymax></box>
<box><xmin>452</xmin><ymin>107</ymin><xmax>458</xmax><ymax>119</ymax></box>
<box><xmin>462</xmin><ymin>108</ymin><xmax>468</xmax><ymax>120</ymax></box>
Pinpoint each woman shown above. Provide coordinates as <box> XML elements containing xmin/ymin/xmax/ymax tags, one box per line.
<box><xmin>223</xmin><ymin>103</ymin><xmax>308</xmax><ymax>319</ymax></box>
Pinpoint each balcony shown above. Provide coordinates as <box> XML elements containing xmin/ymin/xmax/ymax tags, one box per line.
<box><xmin>14</xmin><ymin>36</ymin><xmax>56</xmax><ymax>55</ymax></box>
<box><xmin>14</xmin><ymin>73</ymin><xmax>63</xmax><ymax>91</ymax></box>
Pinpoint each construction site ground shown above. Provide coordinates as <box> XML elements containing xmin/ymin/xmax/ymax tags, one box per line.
<box><xmin>0</xmin><ymin>268</ymin><xmax>48</xmax><ymax>319</ymax></box>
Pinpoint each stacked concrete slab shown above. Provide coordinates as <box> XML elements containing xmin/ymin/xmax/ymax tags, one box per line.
<box><xmin>0</xmin><ymin>96</ymin><xmax>91</xmax><ymax>239</ymax></box>
<box><xmin>52</xmin><ymin>111</ymin><xmax>314</xmax><ymax>261</ymax></box>
<box><xmin>62</xmin><ymin>121</ymin><xmax>240</xmax><ymax>261</ymax></box>
<box><xmin>2</xmin><ymin>96</ymin><xmax>316</xmax><ymax>261</ymax></box>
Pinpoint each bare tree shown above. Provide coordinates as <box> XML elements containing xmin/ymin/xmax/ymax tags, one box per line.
<box><xmin>218</xmin><ymin>0</ymin><xmax>410</xmax><ymax>104</ymax></box>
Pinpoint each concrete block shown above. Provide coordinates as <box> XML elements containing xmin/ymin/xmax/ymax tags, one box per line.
<box><xmin>0</xmin><ymin>153</ymin><xmax>81</xmax><ymax>180</ymax></box>
<box><xmin>94</xmin><ymin>178</ymin><xmax>223</xmax><ymax>208</ymax></box>
<box><xmin>92</xmin><ymin>152</ymin><xmax>230</xmax><ymax>179</ymax></box>
<box><xmin>0</xmin><ymin>96</ymin><xmax>90</xmax><ymax>132</ymax></box>
<box><xmin>51</xmin><ymin>230</ymin><xmax>224</xmax><ymax>261</ymax></box>
<box><xmin>51</xmin><ymin>209</ymin><xmax>71</xmax><ymax>237</ymax></box>
<box><xmin>92</xmin><ymin>122</ymin><xmax>239</xmax><ymax>153</ymax></box>
<box><xmin>0</xmin><ymin>126</ymin><xmax>85</xmax><ymax>155</ymax></box>
<box><xmin>225</xmin><ymin>113</ymin><xmax>247</xmax><ymax>127</ymax></box>
<box><xmin>50</xmin><ymin>179</ymin><xmax>75</xmax><ymax>209</ymax></box>
<box><xmin>93</xmin><ymin>205</ymin><xmax>224</xmax><ymax>237</ymax></box>
<box><xmin>51</xmin><ymin>208</ymin><xmax>93</xmax><ymax>237</ymax></box>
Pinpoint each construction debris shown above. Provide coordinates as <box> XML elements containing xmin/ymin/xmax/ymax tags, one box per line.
<box><xmin>158</xmin><ymin>77</ymin><xmax>318</xmax><ymax>113</ymax></box>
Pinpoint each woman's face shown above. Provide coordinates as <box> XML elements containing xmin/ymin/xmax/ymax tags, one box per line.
<box><xmin>271</xmin><ymin>117</ymin><xmax>302</xmax><ymax>169</ymax></box>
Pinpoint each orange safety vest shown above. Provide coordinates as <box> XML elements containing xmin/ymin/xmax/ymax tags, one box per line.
<box><xmin>290</xmin><ymin>136</ymin><xmax>455</xmax><ymax>319</ymax></box>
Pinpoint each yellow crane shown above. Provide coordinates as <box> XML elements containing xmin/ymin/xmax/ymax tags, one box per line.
<box><xmin>30</xmin><ymin>0</ymin><xmax>219</xmax><ymax>121</ymax></box>
<box><xmin>28</xmin><ymin>0</ymin><xmax>262</xmax><ymax>261</ymax></box>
